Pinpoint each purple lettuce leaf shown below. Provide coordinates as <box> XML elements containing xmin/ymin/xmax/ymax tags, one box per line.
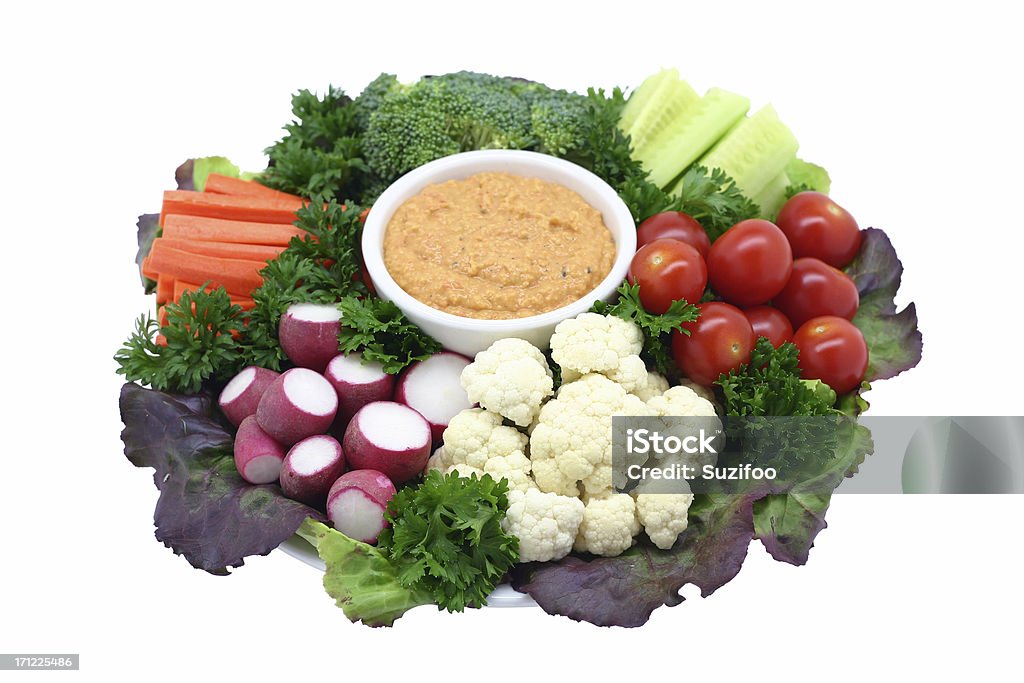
<box><xmin>135</xmin><ymin>213</ymin><xmax>159</xmax><ymax>293</ymax></box>
<box><xmin>119</xmin><ymin>382</ymin><xmax>324</xmax><ymax>574</ymax></box>
<box><xmin>174</xmin><ymin>158</ymin><xmax>195</xmax><ymax>191</ymax></box>
<box><xmin>511</xmin><ymin>491</ymin><xmax>763</xmax><ymax>627</ymax></box>
<box><xmin>845</xmin><ymin>227</ymin><xmax>923</xmax><ymax>381</ymax></box>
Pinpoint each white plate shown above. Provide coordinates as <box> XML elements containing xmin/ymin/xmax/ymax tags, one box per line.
<box><xmin>277</xmin><ymin>535</ymin><xmax>538</xmax><ymax>608</ymax></box>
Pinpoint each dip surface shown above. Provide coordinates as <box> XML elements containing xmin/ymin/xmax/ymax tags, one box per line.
<box><xmin>383</xmin><ymin>172</ymin><xmax>616</xmax><ymax>320</ymax></box>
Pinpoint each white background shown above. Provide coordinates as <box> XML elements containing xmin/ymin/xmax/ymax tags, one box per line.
<box><xmin>2</xmin><ymin>1</ymin><xmax>1022</xmax><ymax>679</ymax></box>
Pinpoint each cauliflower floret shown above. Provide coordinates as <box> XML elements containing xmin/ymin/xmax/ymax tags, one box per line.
<box><xmin>633</xmin><ymin>385</ymin><xmax>722</xmax><ymax>495</ymax></box>
<box><xmin>460</xmin><ymin>338</ymin><xmax>553</xmax><ymax>427</ymax></box>
<box><xmin>573</xmin><ymin>492</ymin><xmax>640</xmax><ymax>557</ymax></box>
<box><xmin>501</xmin><ymin>488</ymin><xmax>585</xmax><ymax>562</ymax></box>
<box><xmin>631</xmin><ymin>371</ymin><xmax>670</xmax><ymax>402</ymax></box>
<box><xmin>634</xmin><ymin>493</ymin><xmax>693</xmax><ymax>550</ymax></box>
<box><xmin>447</xmin><ymin>463</ymin><xmax>484</xmax><ymax>479</ymax></box>
<box><xmin>677</xmin><ymin>378</ymin><xmax>717</xmax><ymax>406</ymax></box>
<box><xmin>550</xmin><ymin>313</ymin><xmax>648</xmax><ymax>392</ymax></box>
<box><xmin>425</xmin><ymin>445</ymin><xmax>451</xmax><ymax>473</ymax></box>
<box><xmin>481</xmin><ymin>451</ymin><xmax>536</xmax><ymax>493</ymax></box>
<box><xmin>530</xmin><ymin>374</ymin><xmax>650</xmax><ymax>497</ymax></box>
<box><xmin>646</xmin><ymin>385</ymin><xmax>717</xmax><ymax>418</ymax></box>
<box><xmin>442</xmin><ymin>408</ymin><xmax>528</xmax><ymax>469</ymax></box>
<box><xmin>437</xmin><ymin>408</ymin><xmax>534</xmax><ymax>491</ymax></box>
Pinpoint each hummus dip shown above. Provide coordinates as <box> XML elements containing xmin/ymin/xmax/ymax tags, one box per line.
<box><xmin>383</xmin><ymin>172</ymin><xmax>616</xmax><ymax>320</ymax></box>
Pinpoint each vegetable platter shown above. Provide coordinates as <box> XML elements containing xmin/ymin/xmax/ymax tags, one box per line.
<box><xmin>116</xmin><ymin>69</ymin><xmax>922</xmax><ymax>627</ymax></box>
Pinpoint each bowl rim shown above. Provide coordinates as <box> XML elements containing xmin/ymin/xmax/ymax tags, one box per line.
<box><xmin>361</xmin><ymin>150</ymin><xmax>636</xmax><ymax>332</ymax></box>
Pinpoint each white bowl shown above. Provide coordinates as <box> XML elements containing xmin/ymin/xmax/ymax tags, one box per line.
<box><xmin>361</xmin><ymin>150</ymin><xmax>636</xmax><ymax>357</ymax></box>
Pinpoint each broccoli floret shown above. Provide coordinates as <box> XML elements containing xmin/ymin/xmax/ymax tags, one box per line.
<box><xmin>363</xmin><ymin>71</ymin><xmax>536</xmax><ymax>181</ymax></box>
<box><xmin>353</xmin><ymin>73</ymin><xmax>404</xmax><ymax>133</ymax></box>
<box><xmin>529</xmin><ymin>90</ymin><xmax>592</xmax><ymax>156</ymax></box>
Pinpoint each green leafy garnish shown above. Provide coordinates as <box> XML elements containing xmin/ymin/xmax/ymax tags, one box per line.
<box><xmin>377</xmin><ymin>471</ymin><xmax>519</xmax><ymax>612</ymax></box>
<box><xmin>296</xmin><ymin>519</ymin><xmax>432</xmax><ymax>627</ymax></box>
<box><xmin>674</xmin><ymin>165</ymin><xmax>761</xmax><ymax>241</ymax></box>
<box><xmin>592</xmin><ymin>282</ymin><xmax>699</xmax><ymax>375</ymax></box>
<box><xmin>240</xmin><ymin>197</ymin><xmax>367</xmax><ymax>369</ymax></box>
<box><xmin>115</xmin><ymin>287</ymin><xmax>246</xmax><ymax>394</ymax></box>
<box><xmin>336</xmin><ymin>296</ymin><xmax>442</xmax><ymax>374</ymax></box>
<box><xmin>784</xmin><ymin>182</ymin><xmax>815</xmax><ymax>200</ymax></box>
<box><xmin>260</xmin><ymin>87</ymin><xmax>371</xmax><ymax>201</ymax></box>
<box><xmin>717</xmin><ymin>338</ymin><xmax>839</xmax><ymax>417</ymax></box>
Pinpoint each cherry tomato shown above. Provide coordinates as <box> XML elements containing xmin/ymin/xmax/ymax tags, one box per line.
<box><xmin>792</xmin><ymin>316</ymin><xmax>868</xmax><ymax>394</ymax></box>
<box><xmin>744</xmin><ymin>305</ymin><xmax>793</xmax><ymax>348</ymax></box>
<box><xmin>776</xmin><ymin>192</ymin><xmax>862</xmax><ymax>268</ymax></box>
<box><xmin>671</xmin><ymin>302</ymin><xmax>755</xmax><ymax>386</ymax></box>
<box><xmin>628</xmin><ymin>238</ymin><xmax>708</xmax><ymax>314</ymax></box>
<box><xmin>706</xmin><ymin>219</ymin><xmax>793</xmax><ymax>308</ymax></box>
<box><xmin>772</xmin><ymin>258</ymin><xmax>859</xmax><ymax>328</ymax></box>
<box><xmin>636</xmin><ymin>212</ymin><xmax>711</xmax><ymax>258</ymax></box>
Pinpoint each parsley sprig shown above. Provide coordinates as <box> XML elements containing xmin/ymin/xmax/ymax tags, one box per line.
<box><xmin>336</xmin><ymin>296</ymin><xmax>442</xmax><ymax>374</ymax></box>
<box><xmin>114</xmin><ymin>287</ymin><xmax>246</xmax><ymax>394</ymax></box>
<box><xmin>593</xmin><ymin>282</ymin><xmax>699</xmax><ymax>375</ymax></box>
<box><xmin>378</xmin><ymin>471</ymin><xmax>519</xmax><ymax>612</ymax></box>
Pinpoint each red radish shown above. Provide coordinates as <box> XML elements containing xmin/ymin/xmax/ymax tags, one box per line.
<box><xmin>256</xmin><ymin>368</ymin><xmax>338</xmax><ymax>446</ymax></box>
<box><xmin>325</xmin><ymin>351</ymin><xmax>395</xmax><ymax>428</ymax></box>
<box><xmin>326</xmin><ymin>469</ymin><xmax>396</xmax><ymax>544</ymax></box>
<box><xmin>278</xmin><ymin>303</ymin><xmax>344</xmax><ymax>372</ymax></box>
<box><xmin>233</xmin><ymin>416</ymin><xmax>286</xmax><ymax>484</ymax></box>
<box><xmin>280</xmin><ymin>434</ymin><xmax>347</xmax><ymax>507</ymax></box>
<box><xmin>218</xmin><ymin>366</ymin><xmax>280</xmax><ymax>427</ymax></box>
<box><xmin>343</xmin><ymin>402</ymin><xmax>431</xmax><ymax>484</ymax></box>
<box><xmin>395</xmin><ymin>352</ymin><xmax>473</xmax><ymax>442</ymax></box>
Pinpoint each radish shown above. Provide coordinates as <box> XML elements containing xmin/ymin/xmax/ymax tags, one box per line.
<box><xmin>256</xmin><ymin>368</ymin><xmax>338</xmax><ymax>446</ymax></box>
<box><xmin>343</xmin><ymin>402</ymin><xmax>431</xmax><ymax>484</ymax></box>
<box><xmin>280</xmin><ymin>434</ymin><xmax>347</xmax><ymax>507</ymax></box>
<box><xmin>278</xmin><ymin>302</ymin><xmax>344</xmax><ymax>372</ymax></box>
<box><xmin>325</xmin><ymin>351</ymin><xmax>395</xmax><ymax>428</ymax></box>
<box><xmin>233</xmin><ymin>416</ymin><xmax>286</xmax><ymax>484</ymax></box>
<box><xmin>218</xmin><ymin>366</ymin><xmax>280</xmax><ymax>427</ymax></box>
<box><xmin>326</xmin><ymin>469</ymin><xmax>397</xmax><ymax>544</ymax></box>
<box><xmin>395</xmin><ymin>352</ymin><xmax>473</xmax><ymax>442</ymax></box>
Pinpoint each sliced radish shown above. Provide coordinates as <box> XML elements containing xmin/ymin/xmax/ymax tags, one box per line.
<box><xmin>280</xmin><ymin>434</ymin><xmax>347</xmax><ymax>507</ymax></box>
<box><xmin>343</xmin><ymin>401</ymin><xmax>431</xmax><ymax>484</ymax></box>
<box><xmin>233</xmin><ymin>416</ymin><xmax>285</xmax><ymax>484</ymax></box>
<box><xmin>256</xmin><ymin>368</ymin><xmax>338</xmax><ymax>446</ymax></box>
<box><xmin>278</xmin><ymin>303</ymin><xmax>344</xmax><ymax>372</ymax></box>
<box><xmin>326</xmin><ymin>469</ymin><xmax>397</xmax><ymax>544</ymax></box>
<box><xmin>395</xmin><ymin>352</ymin><xmax>473</xmax><ymax>442</ymax></box>
<box><xmin>219</xmin><ymin>366</ymin><xmax>280</xmax><ymax>427</ymax></box>
<box><xmin>325</xmin><ymin>351</ymin><xmax>395</xmax><ymax>429</ymax></box>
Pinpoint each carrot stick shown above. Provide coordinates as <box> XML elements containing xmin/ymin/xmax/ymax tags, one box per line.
<box><xmin>155</xmin><ymin>333</ymin><xmax>168</xmax><ymax>347</ymax></box>
<box><xmin>156</xmin><ymin>275</ymin><xmax>175</xmax><ymax>305</ymax></box>
<box><xmin>172</xmin><ymin>278</ymin><xmax>251</xmax><ymax>299</ymax></box>
<box><xmin>162</xmin><ymin>214</ymin><xmax>306</xmax><ymax>246</ymax></box>
<box><xmin>141</xmin><ymin>256</ymin><xmax>158</xmax><ymax>280</ymax></box>
<box><xmin>154</xmin><ymin>237</ymin><xmax>285</xmax><ymax>263</ymax></box>
<box><xmin>159</xmin><ymin>190</ymin><xmax>306</xmax><ymax>227</ymax></box>
<box><xmin>203</xmin><ymin>174</ymin><xmax>302</xmax><ymax>202</ymax></box>
<box><xmin>147</xmin><ymin>242</ymin><xmax>265</xmax><ymax>296</ymax></box>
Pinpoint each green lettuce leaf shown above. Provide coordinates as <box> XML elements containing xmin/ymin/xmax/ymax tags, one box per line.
<box><xmin>846</xmin><ymin>228</ymin><xmax>923</xmax><ymax>381</ymax></box>
<box><xmin>119</xmin><ymin>383</ymin><xmax>324</xmax><ymax>574</ymax></box>
<box><xmin>296</xmin><ymin>519</ymin><xmax>432</xmax><ymax>627</ymax></box>
<box><xmin>174</xmin><ymin>156</ymin><xmax>240</xmax><ymax>192</ymax></box>
<box><xmin>511</xmin><ymin>491</ymin><xmax>763</xmax><ymax>627</ymax></box>
<box><xmin>753</xmin><ymin>493</ymin><xmax>831</xmax><ymax>566</ymax></box>
<box><xmin>753</xmin><ymin>420</ymin><xmax>874</xmax><ymax>564</ymax></box>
